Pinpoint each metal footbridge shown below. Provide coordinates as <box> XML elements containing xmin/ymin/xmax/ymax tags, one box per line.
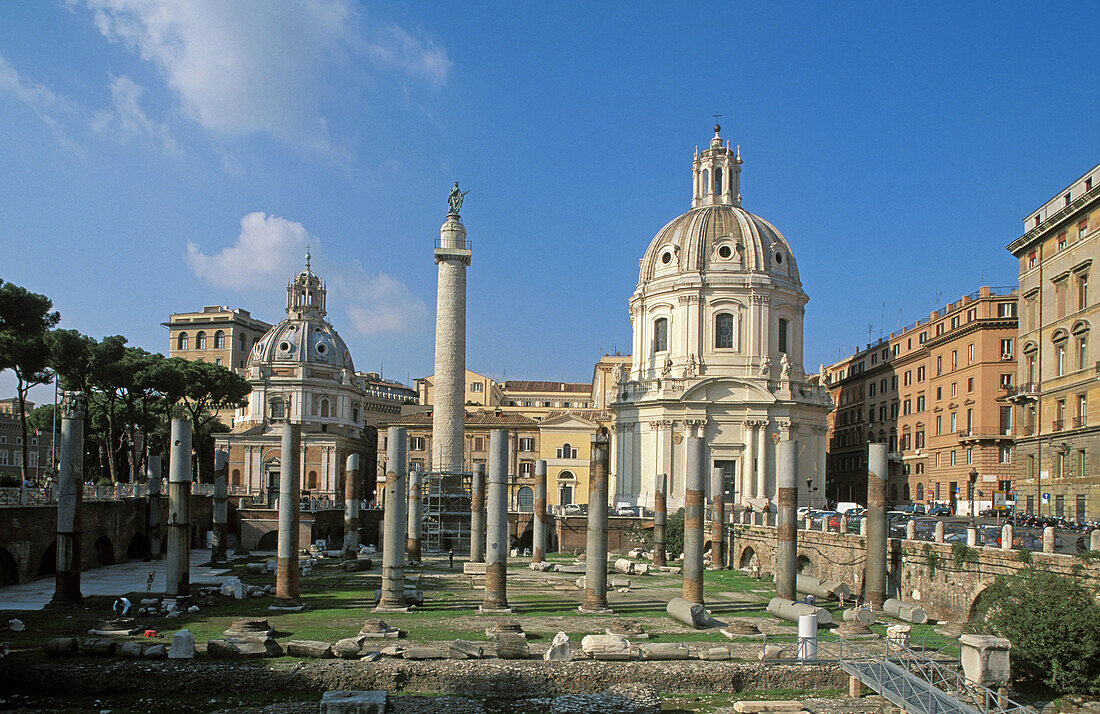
<box><xmin>760</xmin><ymin>635</ymin><xmax>1037</xmax><ymax>714</ymax></box>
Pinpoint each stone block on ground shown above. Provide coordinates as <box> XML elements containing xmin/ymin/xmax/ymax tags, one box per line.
<box><xmin>580</xmin><ymin>634</ymin><xmax>636</xmax><ymax>661</ymax></box>
<box><xmin>758</xmin><ymin>644</ymin><xmax>784</xmax><ymax>660</ymax></box>
<box><xmin>493</xmin><ymin>632</ymin><xmax>530</xmax><ymax>659</ymax></box>
<box><xmin>666</xmin><ymin>597</ymin><xmax>709</xmax><ymax>628</ymax></box>
<box><xmin>528</xmin><ymin>561</ymin><xmax>553</xmax><ymax>571</ymax></box>
<box><xmin>402</xmin><ymin>646</ymin><xmax>446</xmax><ymax>660</ymax></box>
<box><xmin>449</xmin><ymin>640</ymin><xmax>485</xmax><ymax>659</ymax></box>
<box><xmin>556</xmin><ymin>563</ymin><xmax>586</xmax><ymax>574</ymax></box>
<box><xmin>44</xmin><ymin>637</ymin><xmax>79</xmax><ymax>657</ymax></box>
<box><xmin>207</xmin><ymin>636</ymin><xmax>283</xmax><ymax>658</ymax></box>
<box><xmin>359</xmin><ymin>619</ymin><xmax>401</xmax><ymax>638</ymax></box>
<box><xmin>223</xmin><ymin>617</ymin><xmax>274</xmax><ymax>638</ymax></box>
<box><xmin>333</xmin><ymin>637</ymin><xmax>369</xmax><ymax>659</ymax></box>
<box><xmin>543</xmin><ymin>631</ymin><xmax>572</xmax><ymax>661</ymax></box>
<box><xmin>639</xmin><ymin>642</ymin><xmax>691</xmax><ymax>660</ymax></box>
<box><xmin>320</xmin><ymin>690</ymin><xmax>387</xmax><ymax>714</ymax></box>
<box><xmin>959</xmin><ymin>634</ymin><xmax>1012</xmax><ymax>688</ymax></box>
<box><xmin>609</xmin><ymin>577</ymin><xmax>631</xmax><ymax>588</ymax></box>
<box><xmin>607</xmin><ymin>620</ymin><xmax>648</xmax><ymax>639</ymax></box>
<box><xmin>463</xmin><ymin>561</ymin><xmax>487</xmax><ymax>575</ymax></box>
<box><xmin>614</xmin><ymin>558</ymin><xmax>635</xmax><ymax>575</ymax></box>
<box><xmin>286</xmin><ymin>639</ymin><xmax>333</xmax><ymax>658</ymax></box>
<box><xmin>143</xmin><ymin>644</ymin><xmax>167</xmax><ymax>659</ymax></box>
<box><xmin>77</xmin><ymin>638</ymin><xmax>117</xmax><ymax>657</ymax></box>
<box><xmin>720</xmin><ymin>622</ymin><xmax>763</xmax><ymax>639</ymax></box>
<box><xmin>378</xmin><ymin>644</ymin><xmax>405</xmax><ymax>657</ymax></box>
<box><xmin>732</xmin><ymin>701</ymin><xmax>806</xmax><ymax>712</ymax></box>
<box><xmin>699</xmin><ymin>646</ymin><xmax>731</xmax><ymax>661</ymax></box>
<box><xmin>486</xmin><ymin>619</ymin><xmax>526</xmax><ymax>639</ymax></box>
<box><xmin>118</xmin><ymin>642</ymin><xmax>145</xmax><ymax>658</ymax></box>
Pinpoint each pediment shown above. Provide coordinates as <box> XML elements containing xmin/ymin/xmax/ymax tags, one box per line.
<box><xmin>539</xmin><ymin>413</ymin><xmax>598</xmax><ymax>429</ymax></box>
<box><xmin>680</xmin><ymin>377</ymin><xmax>776</xmax><ymax>404</ymax></box>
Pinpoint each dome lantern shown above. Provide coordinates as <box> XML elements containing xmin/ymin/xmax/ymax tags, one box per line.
<box><xmin>691</xmin><ymin>123</ymin><xmax>742</xmax><ymax>209</ymax></box>
<box><xmin>286</xmin><ymin>249</ymin><xmax>327</xmax><ymax>320</ymax></box>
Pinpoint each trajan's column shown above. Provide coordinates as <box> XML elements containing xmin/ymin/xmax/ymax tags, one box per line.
<box><xmin>432</xmin><ymin>183</ymin><xmax>471</xmax><ymax>472</ymax></box>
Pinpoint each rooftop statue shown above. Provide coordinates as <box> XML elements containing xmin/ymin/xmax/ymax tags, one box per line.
<box><xmin>448</xmin><ymin>182</ymin><xmax>469</xmax><ymax>216</ymax></box>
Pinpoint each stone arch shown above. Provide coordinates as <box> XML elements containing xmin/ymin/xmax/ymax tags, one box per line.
<box><xmin>967</xmin><ymin>582</ymin><xmax>999</xmax><ymax>623</ymax></box>
<box><xmin>126</xmin><ymin>532</ymin><xmax>149</xmax><ymax>561</ymax></box>
<box><xmin>796</xmin><ymin>554</ymin><xmax>812</xmax><ymax>575</ymax></box>
<box><xmin>256</xmin><ymin>530</ymin><xmax>279</xmax><ymax>551</ymax></box>
<box><xmin>38</xmin><ymin>542</ymin><xmax>56</xmax><ymax>576</ymax></box>
<box><xmin>738</xmin><ymin>546</ymin><xmax>758</xmax><ymax>571</ymax></box>
<box><xmin>0</xmin><ymin>547</ymin><xmax>18</xmax><ymax>586</ymax></box>
<box><xmin>91</xmin><ymin>536</ymin><xmax>115</xmax><ymax>567</ymax></box>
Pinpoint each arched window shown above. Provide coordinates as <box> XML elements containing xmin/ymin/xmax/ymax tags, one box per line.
<box><xmin>558</xmin><ymin>443</ymin><xmax>576</xmax><ymax>459</ymax></box>
<box><xmin>517</xmin><ymin>486</ymin><xmax>534</xmax><ymax>512</ymax></box>
<box><xmin>778</xmin><ymin>318</ymin><xmax>789</xmax><ymax>354</ymax></box>
<box><xmin>238</xmin><ymin>333</ymin><xmax>246</xmax><ymax>351</ymax></box>
<box><xmin>653</xmin><ymin>317</ymin><xmax>668</xmax><ymax>353</ymax></box>
<box><xmin>177</xmin><ymin>333</ymin><xmax>189</xmax><ymax>350</ymax></box>
<box><xmin>917</xmin><ymin>483</ymin><xmax>925</xmax><ymax>501</ymax></box>
<box><xmin>319</xmin><ymin>397</ymin><xmax>330</xmax><ymax>418</ymax></box>
<box><xmin>715</xmin><ymin>313</ymin><xmax>734</xmax><ymax>349</ymax></box>
<box><xmin>214</xmin><ymin>330</ymin><xmax>225</xmax><ymax>349</ymax></box>
<box><xmin>307</xmin><ymin>471</ymin><xmax>318</xmax><ymax>490</ymax></box>
<box><xmin>270</xmin><ymin>398</ymin><xmax>286</xmax><ymax>420</ymax></box>
<box><xmin>714</xmin><ymin>167</ymin><xmax>723</xmax><ymax>195</ymax></box>
<box><xmin>701</xmin><ymin>169</ymin><xmax>709</xmax><ymax>195</ymax></box>
<box><xmin>196</xmin><ymin>331</ymin><xmax>207</xmax><ymax>350</ymax></box>
<box><xmin>231</xmin><ymin>469</ymin><xmax>241</xmax><ymax>486</ymax></box>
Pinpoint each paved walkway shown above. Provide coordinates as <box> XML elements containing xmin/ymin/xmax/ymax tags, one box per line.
<box><xmin>0</xmin><ymin>550</ymin><xmax>237</xmax><ymax>611</ymax></box>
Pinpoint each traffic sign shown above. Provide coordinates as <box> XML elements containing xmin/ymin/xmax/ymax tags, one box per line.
<box><xmin>1042</xmin><ymin>492</ymin><xmax>1051</xmax><ymax>501</ymax></box>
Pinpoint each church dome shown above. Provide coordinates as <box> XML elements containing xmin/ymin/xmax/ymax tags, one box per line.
<box><xmin>639</xmin><ymin>204</ymin><xmax>800</xmax><ymax>284</ymax></box>
<box><xmin>247</xmin><ymin>251</ymin><xmax>355</xmax><ymax>371</ymax></box>
<box><xmin>637</xmin><ymin>124</ymin><xmax>800</xmax><ymax>286</ymax></box>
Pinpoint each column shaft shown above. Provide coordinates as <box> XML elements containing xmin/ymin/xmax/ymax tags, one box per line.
<box><xmin>166</xmin><ymin>419</ymin><xmax>192</xmax><ymax>599</ymax></box>
<box><xmin>742</xmin><ymin>423</ymin><xmax>755</xmax><ymax>505</ymax></box>
<box><xmin>581</xmin><ymin>430</ymin><xmax>611</xmax><ymax>612</ymax></box>
<box><xmin>53</xmin><ymin>392</ymin><xmax>85</xmax><ymax>605</ymax></box>
<box><xmin>653</xmin><ymin>473</ymin><xmax>667</xmax><ymax>567</ymax></box>
<box><xmin>272</xmin><ymin>422</ymin><xmax>302</xmax><ymax>609</ymax></box>
<box><xmin>470</xmin><ymin>463</ymin><xmax>486</xmax><ymax>562</ymax></box>
<box><xmin>344</xmin><ymin>454</ymin><xmax>360</xmax><ymax>560</ymax></box>
<box><xmin>756</xmin><ymin>423</ymin><xmax>769</xmax><ymax>500</ymax></box>
<box><xmin>683</xmin><ymin>436</ymin><xmax>706</xmax><ymax>604</ymax></box>
<box><xmin>146</xmin><ymin>455</ymin><xmax>162</xmax><ymax>562</ymax></box>
<box><xmin>378</xmin><ymin>426</ymin><xmax>408</xmax><ymax>610</ymax></box>
<box><xmin>866</xmin><ymin>443</ymin><xmax>889</xmax><ymax>610</ymax></box>
<box><xmin>212</xmin><ymin>450</ymin><xmax>228</xmax><ymax>564</ymax></box>
<box><xmin>710</xmin><ymin>466</ymin><xmax>725</xmax><ymax>569</ymax></box>
<box><xmin>482</xmin><ymin>429</ymin><xmax>510</xmax><ymax>611</ymax></box>
<box><xmin>532</xmin><ymin>460</ymin><xmax>547</xmax><ymax>563</ymax></box>
<box><xmin>776</xmin><ymin>440</ymin><xmax>798</xmax><ymax>600</ymax></box>
<box><xmin>407</xmin><ymin>467</ymin><xmax>422</xmax><ymax>563</ymax></box>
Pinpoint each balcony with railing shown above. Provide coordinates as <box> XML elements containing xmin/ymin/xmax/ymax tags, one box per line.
<box><xmin>1005</xmin><ymin>382</ymin><xmax>1040</xmax><ymax>402</ymax></box>
<box><xmin>956</xmin><ymin>429</ymin><xmax>1013</xmax><ymax>443</ymax></box>
<box><xmin>1052</xmin><ymin>420</ymin><xmax>1065</xmax><ymax>432</ymax></box>
<box><xmin>1073</xmin><ymin>415</ymin><xmax>1088</xmax><ymax>429</ymax></box>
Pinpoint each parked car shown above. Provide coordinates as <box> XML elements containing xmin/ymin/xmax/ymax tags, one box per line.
<box><xmin>927</xmin><ymin>504</ymin><xmax>952</xmax><ymax>517</ymax></box>
<box><xmin>562</xmin><ymin>504</ymin><xmax>584</xmax><ymax>516</ymax></box>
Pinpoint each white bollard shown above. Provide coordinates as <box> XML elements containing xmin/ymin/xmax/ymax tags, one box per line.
<box><xmin>797</xmin><ymin>613</ymin><xmax>818</xmax><ymax>661</ymax></box>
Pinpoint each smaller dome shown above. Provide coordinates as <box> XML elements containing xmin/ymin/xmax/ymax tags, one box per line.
<box><xmin>249</xmin><ymin>318</ymin><xmax>354</xmax><ymax>371</ymax></box>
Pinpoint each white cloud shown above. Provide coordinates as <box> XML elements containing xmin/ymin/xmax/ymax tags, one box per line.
<box><xmin>91</xmin><ymin>75</ymin><xmax>179</xmax><ymax>154</ymax></box>
<box><xmin>336</xmin><ymin>265</ymin><xmax>428</xmax><ymax>336</ymax></box>
<box><xmin>186</xmin><ymin>212</ymin><xmax>316</xmax><ymax>290</ymax></box>
<box><xmin>186</xmin><ymin>212</ymin><xmax>427</xmax><ymax>336</ymax></box>
<box><xmin>0</xmin><ymin>53</ymin><xmax>80</xmax><ymax>150</ymax></box>
<box><xmin>82</xmin><ymin>0</ymin><xmax>451</xmax><ymax>157</ymax></box>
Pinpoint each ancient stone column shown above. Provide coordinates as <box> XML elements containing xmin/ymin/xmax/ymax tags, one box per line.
<box><xmin>653</xmin><ymin>473</ymin><xmax>668</xmax><ymax>567</ymax></box>
<box><xmin>865</xmin><ymin>443</ymin><xmax>888</xmax><ymax>610</ymax></box>
<box><xmin>775</xmin><ymin>440</ymin><xmax>798</xmax><ymax>601</ymax></box>
<box><xmin>271</xmin><ymin>422</ymin><xmax>303</xmax><ymax>610</ymax></box>
<box><xmin>756</xmin><ymin>422</ymin><xmax>769</xmax><ymax>500</ymax></box>
<box><xmin>432</xmin><ymin>210</ymin><xmax>471</xmax><ymax>473</ymax></box>
<box><xmin>377</xmin><ymin>426</ymin><xmax>408</xmax><ymax>611</ymax></box>
<box><xmin>683</xmin><ymin>435</ymin><xmax>706</xmax><ymax>605</ymax></box>
<box><xmin>481</xmin><ymin>429</ymin><xmax>511</xmax><ymax>612</ymax></box>
<box><xmin>580</xmin><ymin>429</ymin><xmax>612</xmax><ymax>613</ymax></box>
<box><xmin>166</xmin><ymin>419</ymin><xmax>192</xmax><ymax>599</ymax></box>
<box><xmin>211</xmin><ymin>449</ymin><xmax>228</xmax><ymax>564</ymax></box>
<box><xmin>710</xmin><ymin>466</ymin><xmax>725</xmax><ymax>569</ymax></box>
<box><xmin>407</xmin><ymin>466</ymin><xmax>422</xmax><ymax>563</ymax></box>
<box><xmin>532</xmin><ymin>459</ymin><xmax>547</xmax><ymax>563</ymax></box>
<box><xmin>146</xmin><ymin>455</ymin><xmax>163</xmax><ymax>561</ymax></box>
<box><xmin>470</xmin><ymin>462</ymin><xmax>486</xmax><ymax>562</ymax></box>
<box><xmin>53</xmin><ymin>391</ymin><xmax>85</xmax><ymax>605</ymax></box>
<box><xmin>343</xmin><ymin>453</ymin><xmax>360</xmax><ymax>561</ymax></box>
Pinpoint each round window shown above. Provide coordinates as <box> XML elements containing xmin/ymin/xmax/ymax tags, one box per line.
<box><xmin>279</xmin><ymin>341</ymin><xmax>291</xmax><ymax>351</ymax></box>
<box><xmin>718</xmin><ymin>245</ymin><xmax>732</xmax><ymax>259</ymax></box>
<box><xmin>775</xmin><ymin>252</ymin><xmax>783</xmax><ymax>264</ymax></box>
<box><xmin>316</xmin><ymin>343</ymin><xmax>327</xmax><ymax>354</ymax></box>
<box><xmin>661</xmin><ymin>252</ymin><xmax>672</xmax><ymax>265</ymax></box>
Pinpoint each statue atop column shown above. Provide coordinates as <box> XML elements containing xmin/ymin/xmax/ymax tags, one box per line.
<box><xmin>448</xmin><ymin>182</ymin><xmax>469</xmax><ymax>216</ymax></box>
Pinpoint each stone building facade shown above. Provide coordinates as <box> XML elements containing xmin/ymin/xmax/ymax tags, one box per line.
<box><xmin>1008</xmin><ymin>161</ymin><xmax>1100</xmax><ymax>520</ymax></box>
<box><xmin>825</xmin><ymin>287</ymin><xmax>1019</xmax><ymax>513</ymax></box>
<box><xmin>611</xmin><ymin>126</ymin><xmax>832</xmax><ymax>512</ymax></box>
<box><xmin>163</xmin><ymin>305</ymin><xmax>271</xmax><ymax>374</ymax></box>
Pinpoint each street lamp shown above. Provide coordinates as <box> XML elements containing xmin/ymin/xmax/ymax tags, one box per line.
<box><xmin>968</xmin><ymin>468</ymin><xmax>979</xmax><ymax>525</ymax></box>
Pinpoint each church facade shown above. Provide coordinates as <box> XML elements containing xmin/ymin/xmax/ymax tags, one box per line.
<box><xmin>611</xmin><ymin>126</ymin><xmax>832</xmax><ymax>511</ymax></box>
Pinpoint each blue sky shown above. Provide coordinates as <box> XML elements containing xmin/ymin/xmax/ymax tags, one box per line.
<box><xmin>2</xmin><ymin>1</ymin><xmax>1099</xmax><ymax>403</ymax></box>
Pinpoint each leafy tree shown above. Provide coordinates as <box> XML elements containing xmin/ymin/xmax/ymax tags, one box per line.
<box><xmin>665</xmin><ymin>507</ymin><xmax>685</xmax><ymax>559</ymax></box>
<box><xmin>979</xmin><ymin>567</ymin><xmax>1100</xmax><ymax>694</ymax></box>
<box><xmin>47</xmin><ymin>328</ymin><xmax>96</xmax><ymax>392</ymax></box>
<box><xmin>0</xmin><ymin>280</ymin><xmax>60</xmax><ymax>480</ymax></box>
<box><xmin>178</xmin><ymin>359</ymin><xmax>249</xmax><ymax>482</ymax></box>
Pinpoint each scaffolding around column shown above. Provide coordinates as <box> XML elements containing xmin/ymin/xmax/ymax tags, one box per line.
<box><xmin>421</xmin><ymin>468</ymin><xmax>473</xmax><ymax>555</ymax></box>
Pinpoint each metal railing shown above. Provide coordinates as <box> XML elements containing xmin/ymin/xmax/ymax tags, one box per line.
<box><xmin>0</xmin><ymin>481</ymin><xmax>217</xmax><ymax>506</ymax></box>
<box><xmin>1072</xmin><ymin>415</ymin><xmax>1087</xmax><ymax>429</ymax></box>
<box><xmin>759</xmin><ymin>634</ymin><xmax>1035</xmax><ymax>714</ymax></box>
<box><xmin>1052</xmin><ymin>420</ymin><xmax>1065</xmax><ymax>432</ymax></box>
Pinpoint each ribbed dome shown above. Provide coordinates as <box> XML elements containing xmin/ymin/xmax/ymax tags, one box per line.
<box><xmin>248</xmin><ymin>317</ymin><xmax>354</xmax><ymax>371</ymax></box>
<box><xmin>638</xmin><ymin>204</ymin><xmax>800</xmax><ymax>284</ymax></box>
